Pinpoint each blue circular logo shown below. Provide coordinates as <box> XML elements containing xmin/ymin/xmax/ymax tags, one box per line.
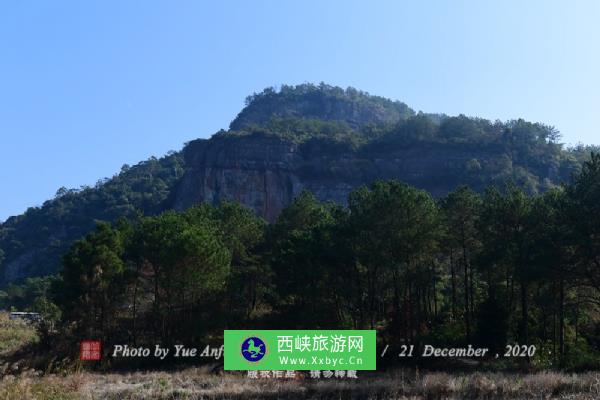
<box><xmin>241</xmin><ymin>336</ymin><xmax>266</xmax><ymax>362</ymax></box>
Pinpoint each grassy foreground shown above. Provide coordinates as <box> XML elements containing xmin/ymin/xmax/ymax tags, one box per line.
<box><xmin>0</xmin><ymin>313</ymin><xmax>38</xmax><ymax>357</ymax></box>
<box><xmin>2</xmin><ymin>368</ymin><xmax>600</xmax><ymax>400</ymax></box>
<box><xmin>2</xmin><ymin>313</ymin><xmax>600</xmax><ymax>399</ymax></box>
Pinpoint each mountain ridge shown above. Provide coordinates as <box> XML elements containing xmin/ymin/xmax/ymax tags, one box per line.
<box><xmin>1</xmin><ymin>83</ymin><xmax>598</xmax><ymax>284</ymax></box>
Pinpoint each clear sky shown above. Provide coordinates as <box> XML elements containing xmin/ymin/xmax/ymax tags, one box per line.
<box><xmin>1</xmin><ymin>1</ymin><xmax>599</xmax><ymax>221</ymax></box>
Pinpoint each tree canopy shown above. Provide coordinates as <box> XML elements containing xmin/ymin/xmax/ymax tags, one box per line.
<box><xmin>17</xmin><ymin>155</ymin><xmax>597</xmax><ymax>369</ymax></box>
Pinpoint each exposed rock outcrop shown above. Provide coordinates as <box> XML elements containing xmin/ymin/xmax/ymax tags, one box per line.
<box><xmin>173</xmin><ymin>132</ymin><xmax>507</xmax><ymax>222</ymax></box>
<box><xmin>174</xmin><ymin>133</ymin><xmax>302</xmax><ymax>222</ymax></box>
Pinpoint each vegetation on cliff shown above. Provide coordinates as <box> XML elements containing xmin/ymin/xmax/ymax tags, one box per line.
<box><xmin>226</xmin><ymin>85</ymin><xmax>599</xmax><ymax>195</ymax></box>
<box><xmin>230</xmin><ymin>82</ymin><xmax>415</xmax><ymax>131</ymax></box>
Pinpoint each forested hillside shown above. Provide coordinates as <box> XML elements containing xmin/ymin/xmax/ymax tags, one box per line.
<box><xmin>1</xmin><ymin>83</ymin><xmax>599</xmax><ymax>286</ymax></box>
<box><xmin>0</xmin><ymin>153</ymin><xmax>184</xmax><ymax>284</ymax></box>
<box><xmin>45</xmin><ymin>154</ymin><xmax>600</xmax><ymax>369</ymax></box>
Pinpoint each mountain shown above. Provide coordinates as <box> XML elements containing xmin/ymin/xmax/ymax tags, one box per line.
<box><xmin>0</xmin><ymin>83</ymin><xmax>596</xmax><ymax>284</ymax></box>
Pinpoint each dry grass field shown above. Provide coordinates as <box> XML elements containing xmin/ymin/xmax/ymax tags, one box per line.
<box><xmin>2</xmin><ymin>368</ymin><xmax>600</xmax><ymax>400</ymax></box>
<box><xmin>0</xmin><ymin>313</ymin><xmax>38</xmax><ymax>357</ymax></box>
<box><xmin>2</xmin><ymin>313</ymin><xmax>600</xmax><ymax>399</ymax></box>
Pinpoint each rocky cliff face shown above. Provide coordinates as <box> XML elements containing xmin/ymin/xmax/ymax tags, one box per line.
<box><xmin>173</xmin><ymin>133</ymin><xmax>302</xmax><ymax>221</ymax></box>
<box><xmin>173</xmin><ymin>132</ymin><xmax>505</xmax><ymax>222</ymax></box>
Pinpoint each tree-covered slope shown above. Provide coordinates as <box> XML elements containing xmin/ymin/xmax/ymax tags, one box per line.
<box><xmin>0</xmin><ymin>152</ymin><xmax>184</xmax><ymax>284</ymax></box>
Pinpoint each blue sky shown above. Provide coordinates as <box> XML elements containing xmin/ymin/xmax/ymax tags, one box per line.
<box><xmin>1</xmin><ymin>0</ymin><xmax>599</xmax><ymax>221</ymax></box>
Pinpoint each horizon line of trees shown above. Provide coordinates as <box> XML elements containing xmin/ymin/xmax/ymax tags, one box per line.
<box><xmin>14</xmin><ymin>153</ymin><xmax>600</xmax><ymax>369</ymax></box>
